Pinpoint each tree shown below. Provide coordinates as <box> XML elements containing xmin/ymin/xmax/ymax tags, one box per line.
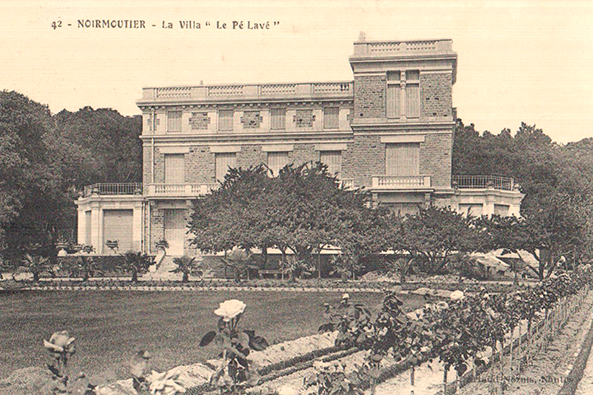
<box><xmin>395</xmin><ymin>206</ymin><xmax>480</xmax><ymax>275</ymax></box>
<box><xmin>0</xmin><ymin>91</ymin><xmax>69</xmax><ymax>258</ymax></box>
<box><xmin>189</xmin><ymin>162</ymin><xmax>371</xmax><ymax>274</ymax></box>
<box><xmin>170</xmin><ymin>255</ymin><xmax>204</xmax><ymax>283</ymax></box>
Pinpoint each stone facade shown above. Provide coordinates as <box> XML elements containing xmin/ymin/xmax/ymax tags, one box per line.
<box><xmin>353</xmin><ymin>76</ymin><xmax>386</xmax><ymax>119</ymax></box>
<box><xmin>76</xmin><ymin>37</ymin><xmax>524</xmax><ymax>257</ymax></box>
<box><xmin>420</xmin><ymin>73</ymin><xmax>453</xmax><ymax>119</ymax></box>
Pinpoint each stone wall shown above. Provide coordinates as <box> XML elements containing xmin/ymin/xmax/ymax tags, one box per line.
<box><xmin>186</xmin><ymin>147</ymin><xmax>215</xmax><ymax>184</ymax></box>
<box><xmin>420</xmin><ymin>73</ymin><xmax>453</xmax><ymax>119</ymax></box>
<box><xmin>346</xmin><ymin>135</ymin><xmax>384</xmax><ymax>186</ymax></box>
<box><xmin>353</xmin><ymin>76</ymin><xmax>386</xmax><ymax>119</ymax></box>
<box><xmin>420</xmin><ymin>133</ymin><xmax>452</xmax><ymax>188</ymax></box>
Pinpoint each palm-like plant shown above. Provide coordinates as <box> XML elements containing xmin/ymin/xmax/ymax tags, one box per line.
<box><xmin>71</xmin><ymin>256</ymin><xmax>102</xmax><ymax>281</ymax></box>
<box><xmin>279</xmin><ymin>255</ymin><xmax>313</xmax><ymax>281</ymax></box>
<box><xmin>222</xmin><ymin>248</ymin><xmax>258</xmax><ymax>282</ymax></box>
<box><xmin>121</xmin><ymin>251</ymin><xmax>154</xmax><ymax>282</ymax></box>
<box><xmin>170</xmin><ymin>255</ymin><xmax>204</xmax><ymax>283</ymax></box>
<box><xmin>21</xmin><ymin>253</ymin><xmax>53</xmax><ymax>282</ymax></box>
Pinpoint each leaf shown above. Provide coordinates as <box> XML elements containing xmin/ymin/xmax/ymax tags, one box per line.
<box><xmin>238</xmin><ymin>331</ymin><xmax>250</xmax><ymax>349</ymax></box>
<box><xmin>199</xmin><ymin>331</ymin><xmax>217</xmax><ymax>347</ymax></box>
<box><xmin>47</xmin><ymin>363</ymin><xmax>62</xmax><ymax>378</ymax></box>
<box><xmin>249</xmin><ymin>335</ymin><xmax>269</xmax><ymax>351</ymax></box>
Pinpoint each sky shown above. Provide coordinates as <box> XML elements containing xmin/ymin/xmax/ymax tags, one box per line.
<box><xmin>1</xmin><ymin>0</ymin><xmax>592</xmax><ymax>144</ymax></box>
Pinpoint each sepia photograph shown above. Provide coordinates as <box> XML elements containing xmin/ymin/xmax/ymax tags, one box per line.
<box><xmin>1</xmin><ymin>1</ymin><xmax>593</xmax><ymax>394</ymax></box>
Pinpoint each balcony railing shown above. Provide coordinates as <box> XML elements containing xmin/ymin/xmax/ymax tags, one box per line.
<box><xmin>352</xmin><ymin>39</ymin><xmax>455</xmax><ymax>58</ymax></box>
<box><xmin>452</xmin><ymin>175</ymin><xmax>515</xmax><ymax>191</ymax></box>
<box><xmin>147</xmin><ymin>183</ymin><xmax>219</xmax><ymax>196</ymax></box>
<box><xmin>371</xmin><ymin>175</ymin><xmax>431</xmax><ymax>189</ymax></box>
<box><xmin>140</xmin><ymin>81</ymin><xmax>354</xmax><ymax>103</ymax></box>
<box><xmin>83</xmin><ymin>183</ymin><xmax>142</xmax><ymax>197</ymax></box>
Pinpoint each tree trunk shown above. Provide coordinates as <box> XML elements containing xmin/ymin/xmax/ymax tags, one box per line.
<box><xmin>33</xmin><ymin>272</ymin><xmax>40</xmax><ymax>282</ymax></box>
<box><xmin>182</xmin><ymin>271</ymin><xmax>189</xmax><ymax>283</ymax></box>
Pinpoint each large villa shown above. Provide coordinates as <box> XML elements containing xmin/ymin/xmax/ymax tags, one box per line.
<box><xmin>75</xmin><ymin>37</ymin><xmax>524</xmax><ymax>256</ymax></box>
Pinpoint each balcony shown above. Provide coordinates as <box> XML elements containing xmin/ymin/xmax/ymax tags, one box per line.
<box><xmin>138</xmin><ymin>81</ymin><xmax>354</xmax><ymax>104</ymax></box>
<box><xmin>82</xmin><ymin>183</ymin><xmax>142</xmax><ymax>198</ymax></box>
<box><xmin>146</xmin><ymin>183</ymin><xmax>219</xmax><ymax>197</ymax></box>
<box><xmin>371</xmin><ymin>175</ymin><xmax>431</xmax><ymax>189</ymax></box>
<box><xmin>452</xmin><ymin>175</ymin><xmax>515</xmax><ymax>191</ymax></box>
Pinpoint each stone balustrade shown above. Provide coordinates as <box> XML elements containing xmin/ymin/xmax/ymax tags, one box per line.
<box><xmin>351</xmin><ymin>39</ymin><xmax>454</xmax><ymax>58</ymax></box>
<box><xmin>139</xmin><ymin>81</ymin><xmax>353</xmax><ymax>103</ymax></box>
<box><xmin>371</xmin><ymin>175</ymin><xmax>431</xmax><ymax>189</ymax></box>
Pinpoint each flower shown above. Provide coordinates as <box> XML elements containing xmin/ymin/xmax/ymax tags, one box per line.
<box><xmin>147</xmin><ymin>370</ymin><xmax>186</xmax><ymax>395</ymax></box>
<box><xmin>214</xmin><ymin>299</ymin><xmax>246</xmax><ymax>322</ymax></box>
<box><xmin>44</xmin><ymin>330</ymin><xmax>75</xmax><ymax>357</ymax></box>
<box><xmin>450</xmin><ymin>290</ymin><xmax>464</xmax><ymax>301</ymax></box>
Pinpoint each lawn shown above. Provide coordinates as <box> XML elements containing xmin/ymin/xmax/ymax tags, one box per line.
<box><xmin>0</xmin><ymin>290</ymin><xmax>425</xmax><ymax>381</ymax></box>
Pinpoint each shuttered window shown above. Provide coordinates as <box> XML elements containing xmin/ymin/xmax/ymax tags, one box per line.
<box><xmin>320</xmin><ymin>151</ymin><xmax>342</xmax><ymax>177</ymax></box>
<box><xmin>323</xmin><ymin>107</ymin><xmax>339</xmax><ymax>129</ymax></box>
<box><xmin>215</xmin><ymin>153</ymin><xmax>237</xmax><ymax>183</ymax></box>
<box><xmin>271</xmin><ymin>108</ymin><xmax>286</xmax><ymax>130</ymax></box>
<box><xmin>218</xmin><ymin>110</ymin><xmax>234</xmax><ymax>132</ymax></box>
<box><xmin>167</xmin><ymin>111</ymin><xmax>182</xmax><ymax>132</ymax></box>
<box><xmin>386</xmin><ymin>143</ymin><xmax>420</xmax><ymax>176</ymax></box>
<box><xmin>164</xmin><ymin>154</ymin><xmax>185</xmax><ymax>184</ymax></box>
<box><xmin>406</xmin><ymin>84</ymin><xmax>420</xmax><ymax>118</ymax></box>
<box><xmin>267</xmin><ymin>152</ymin><xmax>289</xmax><ymax>176</ymax></box>
<box><xmin>103</xmin><ymin>210</ymin><xmax>133</xmax><ymax>253</ymax></box>
<box><xmin>387</xmin><ymin>71</ymin><xmax>401</xmax><ymax>119</ymax></box>
<box><xmin>387</xmin><ymin>85</ymin><xmax>401</xmax><ymax>119</ymax></box>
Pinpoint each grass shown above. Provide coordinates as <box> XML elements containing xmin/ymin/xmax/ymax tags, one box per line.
<box><xmin>0</xmin><ymin>290</ymin><xmax>425</xmax><ymax>381</ymax></box>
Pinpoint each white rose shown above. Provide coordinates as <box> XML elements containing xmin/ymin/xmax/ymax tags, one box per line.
<box><xmin>214</xmin><ymin>299</ymin><xmax>246</xmax><ymax>322</ymax></box>
<box><xmin>450</xmin><ymin>290</ymin><xmax>464</xmax><ymax>301</ymax></box>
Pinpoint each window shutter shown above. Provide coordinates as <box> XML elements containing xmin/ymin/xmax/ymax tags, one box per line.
<box><xmin>271</xmin><ymin>108</ymin><xmax>286</xmax><ymax>130</ymax></box>
<box><xmin>406</xmin><ymin>84</ymin><xmax>420</xmax><ymax>118</ymax></box>
<box><xmin>323</xmin><ymin>108</ymin><xmax>339</xmax><ymax>129</ymax></box>
<box><xmin>167</xmin><ymin>111</ymin><xmax>182</xmax><ymax>132</ymax></box>
<box><xmin>387</xmin><ymin>85</ymin><xmax>401</xmax><ymax>118</ymax></box>
<box><xmin>386</xmin><ymin>143</ymin><xmax>419</xmax><ymax>176</ymax></box>
<box><xmin>267</xmin><ymin>152</ymin><xmax>289</xmax><ymax>176</ymax></box>
<box><xmin>320</xmin><ymin>151</ymin><xmax>342</xmax><ymax>176</ymax></box>
<box><xmin>164</xmin><ymin>154</ymin><xmax>185</xmax><ymax>184</ymax></box>
<box><xmin>218</xmin><ymin>110</ymin><xmax>234</xmax><ymax>131</ymax></box>
<box><xmin>215</xmin><ymin>153</ymin><xmax>237</xmax><ymax>182</ymax></box>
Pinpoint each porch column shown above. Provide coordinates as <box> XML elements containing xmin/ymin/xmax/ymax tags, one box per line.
<box><xmin>77</xmin><ymin>208</ymin><xmax>86</xmax><ymax>245</ymax></box>
<box><xmin>132</xmin><ymin>202</ymin><xmax>143</xmax><ymax>252</ymax></box>
<box><xmin>90</xmin><ymin>203</ymin><xmax>101</xmax><ymax>253</ymax></box>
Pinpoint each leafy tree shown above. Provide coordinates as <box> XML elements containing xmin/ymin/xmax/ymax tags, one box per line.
<box><xmin>189</xmin><ymin>162</ymin><xmax>372</xmax><ymax>274</ymax></box>
<box><xmin>395</xmin><ymin>206</ymin><xmax>480</xmax><ymax>275</ymax></box>
<box><xmin>169</xmin><ymin>255</ymin><xmax>204</xmax><ymax>283</ymax></box>
<box><xmin>120</xmin><ymin>251</ymin><xmax>154</xmax><ymax>282</ymax></box>
<box><xmin>0</xmin><ymin>91</ymin><xmax>70</xmax><ymax>259</ymax></box>
<box><xmin>52</xmin><ymin>107</ymin><xmax>142</xmax><ymax>186</ymax></box>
